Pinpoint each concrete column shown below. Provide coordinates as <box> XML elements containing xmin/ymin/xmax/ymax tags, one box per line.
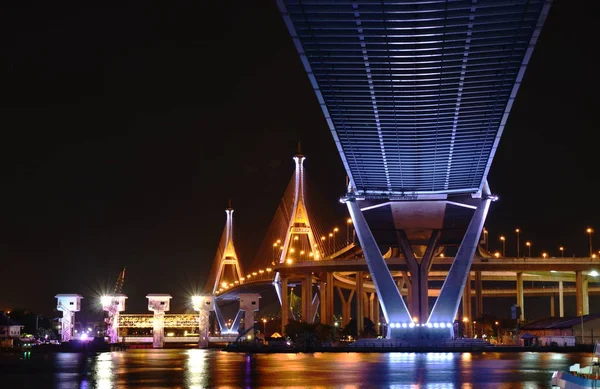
<box><xmin>363</xmin><ymin>292</ymin><xmax>370</xmax><ymax>320</ymax></box>
<box><xmin>462</xmin><ymin>273</ymin><xmax>472</xmax><ymax>320</ymax></box>
<box><xmin>326</xmin><ymin>272</ymin><xmax>334</xmax><ymax>325</ymax></box>
<box><xmin>147</xmin><ymin>294</ymin><xmax>172</xmax><ymax>349</ymax></box>
<box><xmin>369</xmin><ymin>293</ymin><xmax>375</xmax><ymax>321</ymax></box>
<box><xmin>475</xmin><ymin>271</ymin><xmax>483</xmax><ymax>318</ymax></box>
<box><xmin>356</xmin><ymin>272</ymin><xmax>364</xmax><ymax>335</ymax></box>
<box><xmin>302</xmin><ymin>274</ymin><xmax>312</xmax><ymax>322</ymax></box>
<box><xmin>319</xmin><ymin>276</ymin><xmax>327</xmax><ymax>324</ymax></box>
<box><xmin>281</xmin><ymin>276</ymin><xmax>289</xmax><ymax>334</ymax></box>
<box><xmin>576</xmin><ymin>271</ymin><xmax>589</xmax><ymax>316</ymax></box>
<box><xmin>559</xmin><ymin>281</ymin><xmax>564</xmax><ymax>317</ymax></box>
<box><xmin>401</xmin><ymin>271</ymin><xmax>411</xmax><ymax>312</ymax></box>
<box><xmin>550</xmin><ymin>295</ymin><xmax>555</xmax><ymax>317</ymax></box>
<box><xmin>516</xmin><ymin>273</ymin><xmax>524</xmax><ymax>320</ymax></box>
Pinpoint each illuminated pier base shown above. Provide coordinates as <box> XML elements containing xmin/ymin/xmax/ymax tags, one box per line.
<box><xmin>55</xmin><ymin>294</ymin><xmax>83</xmax><ymax>343</ymax></box>
<box><xmin>147</xmin><ymin>294</ymin><xmax>172</xmax><ymax>348</ymax></box>
<box><xmin>239</xmin><ymin>294</ymin><xmax>260</xmax><ymax>336</ymax></box>
<box><xmin>192</xmin><ymin>295</ymin><xmax>215</xmax><ymax>348</ymax></box>
<box><xmin>101</xmin><ymin>294</ymin><xmax>127</xmax><ymax>344</ymax></box>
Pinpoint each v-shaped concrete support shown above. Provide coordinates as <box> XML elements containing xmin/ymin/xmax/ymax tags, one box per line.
<box><xmin>428</xmin><ymin>197</ymin><xmax>491</xmax><ymax>325</ymax></box>
<box><xmin>399</xmin><ymin>229</ymin><xmax>441</xmax><ymax>324</ymax></box>
<box><xmin>347</xmin><ymin>199</ymin><xmax>412</xmax><ymax>331</ymax></box>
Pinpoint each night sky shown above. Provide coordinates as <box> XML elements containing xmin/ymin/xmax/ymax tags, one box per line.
<box><xmin>1</xmin><ymin>2</ymin><xmax>598</xmax><ymax>320</ymax></box>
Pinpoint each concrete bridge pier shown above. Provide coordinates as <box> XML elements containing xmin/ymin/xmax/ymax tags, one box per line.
<box><xmin>559</xmin><ymin>281</ymin><xmax>564</xmax><ymax>317</ymax></box>
<box><xmin>147</xmin><ymin>294</ymin><xmax>172</xmax><ymax>348</ymax></box>
<box><xmin>337</xmin><ymin>287</ymin><xmax>354</xmax><ymax>327</ymax></box>
<box><xmin>576</xmin><ymin>271</ymin><xmax>589</xmax><ymax>316</ymax></box>
<box><xmin>319</xmin><ymin>272</ymin><xmax>334</xmax><ymax>325</ymax></box>
<box><xmin>301</xmin><ymin>274</ymin><xmax>312</xmax><ymax>322</ymax></box>
<box><xmin>239</xmin><ymin>293</ymin><xmax>261</xmax><ymax>335</ymax></box>
<box><xmin>475</xmin><ymin>271</ymin><xmax>483</xmax><ymax>318</ymax></box>
<box><xmin>462</xmin><ymin>274</ymin><xmax>472</xmax><ymax>321</ymax></box>
<box><xmin>516</xmin><ymin>273</ymin><xmax>524</xmax><ymax>320</ymax></box>
<box><xmin>280</xmin><ymin>275</ymin><xmax>289</xmax><ymax>334</ymax></box>
<box><xmin>356</xmin><ymin>272</ymin><xmax>364</xmax><ymax>335</ymax></box>
<box><xmin>192</xmin><ymin>295</ymin><xmax>215</xmax><ymax>348</ymax></box>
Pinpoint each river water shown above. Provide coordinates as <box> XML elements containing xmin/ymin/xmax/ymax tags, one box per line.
<box><xmin>0</xmin><ymin>349</ymin><xmax>589</xmax><ymax>388</ymax></box>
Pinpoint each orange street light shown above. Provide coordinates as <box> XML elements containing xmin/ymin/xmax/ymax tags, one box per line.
<box><xmin>500</xmin><ymin>236</ymin><xmax>506</xmax><ymax>257</ymax></box>
<box><xmin>525</xmin><ymin>241</ymin><xmax>531</xmax><ymax>258</ymax></box>
<box><xmin>587</xmin><ymin>228</ymin><xmax>594</xmax><ymax>258</ymax></box>
<box><xmin>515</xmin><ymin>229</ymin><xmax>521</xmax><ymax>258</ymax></box>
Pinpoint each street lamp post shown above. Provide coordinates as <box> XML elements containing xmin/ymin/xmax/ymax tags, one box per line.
<box><xmin>587</xmin><ymin>228</ymin><xmax>593</xmax><ymax>258</ymax></box>
<box><xmin>262</xmin><ymin>318</ymin><xmax>267</xmax><ymax>335</ymax></box>
<box><xmin>526</xmin><ymin>242</ymin><xmax>531</xmax><ymax>258</ymax></box>
<box><xmin>484</xmin><ymin>229</ymin><xmax>488</xmax><ymax>253</ymax></box>
<box><xmin>559</xmin><ymin>246</ymin><xmax>564</xmax><ymax>258</ymax></box>
<box><xmin>500</xmin><ymin>236</ymin><xmax>506</xmax><ymax>257</ymax></box>
<box><xmin>515</xmin><ymin>229</ymin><xmax>520</xmax><ymax>258</ymax></box>
<box><xmin>328</xmin><ymin>233</ymin><xmax>333</xmax><ymax>254</ymax></box>
<box><xmin>346</xmin><ymin>218</ymin><xmax>352</xmax><ymax>244</ymax></box>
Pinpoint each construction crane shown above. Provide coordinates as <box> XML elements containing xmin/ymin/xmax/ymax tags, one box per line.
<box><xmin>102</xmin><ymin>267</ymin><xmax>126</xmax><ymax>343</ymax></box>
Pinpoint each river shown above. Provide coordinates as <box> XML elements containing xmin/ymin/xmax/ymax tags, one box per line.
<box><xmin>0</xmin><ymin>349</ymin><xmax>590</xmax><ymax>388</ymax></box>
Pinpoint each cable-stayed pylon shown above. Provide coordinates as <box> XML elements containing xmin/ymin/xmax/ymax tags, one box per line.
<box><xmin>205</xmin><ymin>202</ymin><xmax>244</xmax><ymax>294</ymax></box>
<box><xmin>276</xmin><ymin>151</ymin><xmax>321</xmax><ymax>264</ymax></box>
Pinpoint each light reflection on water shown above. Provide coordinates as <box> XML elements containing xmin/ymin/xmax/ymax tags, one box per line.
<box><xmin>0</xmin><ymin>350</ymin><xmax>591</xmax><ymax>388</ymax></box>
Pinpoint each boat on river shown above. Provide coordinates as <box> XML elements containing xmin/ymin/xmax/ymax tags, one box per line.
<box><xmin>552</xmin><ymin>343</ymin><xmax>600</xmax><ymax>389</ymax></box>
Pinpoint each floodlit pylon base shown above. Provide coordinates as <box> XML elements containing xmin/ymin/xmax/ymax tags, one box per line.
<box><xmin>389</xmin><ymin>325</ymin><xmax>454</xmax><ymax>342</ymax></box>
<box><xmin>60</xmin><ymin>312</ymin><xmax>74</xmax><ymax>343</ymax></box>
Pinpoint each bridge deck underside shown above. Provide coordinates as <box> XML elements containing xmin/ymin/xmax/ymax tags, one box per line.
<box><xmin>279</xmin><ymin>0</ymin><xmax>550</xmax><ymax>195</ymax></box>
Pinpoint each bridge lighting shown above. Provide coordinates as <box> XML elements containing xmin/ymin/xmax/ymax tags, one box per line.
<box><xmin>334</xmin><ymin>227</ymin><xmax>339</xmax><ymax>232</ymax></box>
<box><xmin>389</xmin><ymin>323</ymin><xmax>395</xmax><ymax>328</ymax></box>
<box><xmin>286</xmin><ymin>258</ymin><xmax>293</xmax><ymax>265</ymax></box>
<box><xmin>246</xmin><ymin>275</ymin><xmax>251</xmax><ymax>279</ymax></box>
<box><xmin>462</xmin><ymin>317</ymin><xmax>469</xmax><ymax>323</ymax></box>
<box><xmin>308</xmin><ymin>252</ymin><xmax>314</xmax><ymax>257</ymax></box>
<box><xmin>525</xmin><ymin>241</ymin><xmax>531</xmax><ymax>258</ymax></box>
<box><xmin>401</xmin><ymin>323</ymin><xmax>407</xmax><ymax>328</ymax></box>
<box><xmin>234</xmin><ymin>280</ymin><xmax>239</xmax><ymax>284</ymax></box>
<box><xmin>433</xmin><ymin>322</ymin><xmax>439</xmax><ymax>328</ymax></box>
<box><xmin>440</xmin><ymin>253</ymin><xmax>444</xmax><ymax>258</ymax></box>
<box><xmin>300</xmin><ymin>250</ymin><xmax>305</xmax><ymax>255</ymax></box>
<box><xmin>277</xmin><ymin>239</ymin><xmax>281</xmax><ymax>244</ymax></box>
<box><xmin>294</xmin><ymin>236</ymin><xmax>299</xmax><ymax>241</ymax></box>
<box><xmin>587</xmin><ymin>228</ymin><xmax>594</xmax><ymax>257</ymax></box>
<box><xmin>447</xmin><ymin>323</ymin><xmax>452</xmax><ymax>328</ymax></box>
<box><xmin>426</xmin><ymin>323</ymin><xmax>432</xmax><ymax>328</ymax></box>
<box><xmin>494</xmin><ymin>252</ymin><xmax>500</xmax><ymax>258</ymax></box>
<box><xmin>259</xmin><ymin>270</ymin><xmax>264</xmax><ymax>274</ymax></box>
<box><xmin>329</xmin><ymin>233</ymin><xmax>333</xmax><ymax>237</ymax></box>
<box><xmin>221</xmin><ymin>282</ymin><xmax>228</xmax><ymax>288</ymax></box>
<box><xmin>500</xmin><ymin>236</ymin><xmax>506</xmax><ymax>257</ymax></box>
<box><xmin>409</xmin><ymin>323</ymin><xmax>415</xmax><ymax>328</ymax></box>
<box><xmin>240</xmin><ymin>277</ymin><xmax>245</xmax><ymax>281</ymax></box>
<box><xmin>252</xmin><ymin>272</ymin><xmax>257</xmax><ymax>276</ymax></box>
<box><xmin>589</xmin><ymin>271</ymin><xmax>599</xmax><ymax>277</ymax></box>
<box><xmin>542</xmin><ymin>252</ymin><xmax>547</xmax><ymax>259</ymax></box>
<box><xmin>321</xmin><ymin>236</ymin><xmax>326</xmax><ymax>241</ymax></box>
<box><xmin>289</xmin><ymin>248</ymin><xmax>295</xmax><ymax>253</ymax></box>
<box><xmin>266</xmin><ymin>268</ymin><xmax>272</xmax><ymax>272</ymax></box>
<box><xmin>559</xmin><ymin>246</ymin><xmax>565</xmax><ymax>258</ymax></box>
<box><xmin>412</xmin><ymin>316</ymin><xmax>419</xmax><ymax>323</ymax></box>
<box><xmin>100</xmin><ymin>295</ymin><xmax>111</xmax><ymax>307</ymax></box>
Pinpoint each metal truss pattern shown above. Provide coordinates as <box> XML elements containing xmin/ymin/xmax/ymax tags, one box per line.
<box><xmin>278</xmin><ymin>0</ymin><xmax>551</xmax><ymax>195</ymax></box>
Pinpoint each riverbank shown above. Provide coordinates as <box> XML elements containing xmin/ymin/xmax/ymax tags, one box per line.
<box><xmin>222</xmin><ymin>343</ymin><xmax>594</xmax><ymax>354</ymax></box>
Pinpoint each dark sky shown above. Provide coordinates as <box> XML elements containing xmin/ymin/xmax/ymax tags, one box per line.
<box><xmin>1</xmin><ymin>1</ymin><xmax>598</xmax><ymax>320</ymax></box>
